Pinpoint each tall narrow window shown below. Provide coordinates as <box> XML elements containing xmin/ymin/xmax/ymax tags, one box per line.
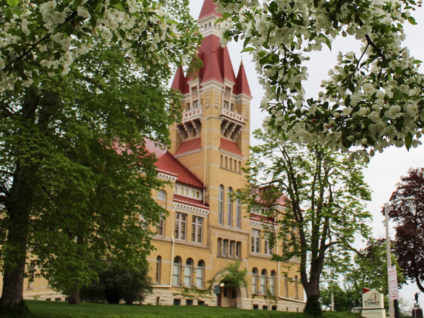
<box><xmin>156</xmin><ymin>256</ymin><xmax>162</xmax><ymax>284</ymax></box>
<box><xmin>223</xmin><ymin>239</ymin><xmax>228</xmax><ymax>257</ymax></box>
<box><xmin>158</xmin><ymin>190</ymin><xmax>166</xmax><ymax>201</ymax></box>
<box><xmin>260</xmin><ymin>269</ymin><xmax>267</xmax><ymax>294</ymax></box>
<box><xmin>230</xmin><ymin>158</ymin><xmax>232</xmax><ymax>170</ymax></box>
<box><xmin>185</xmin><ymin>259</ymin><xmax>193</xmax><ymax>286</ymax></box>
<box><xmin>173</xmin><ymin>257</ymin><xmax>181</xmax><ymax>286</ymax></box>
<box><xmin>265</xmin><ymin>233</ymin><xmax>273</xmax><ymax>255</ymax></box>
<box><xmin>269</xmin><ymin>271</ymin><xmax>276</xmax><ymax>295</ymax></box>
<box><xmin>295</xmin><ymin>276</ymin><xmax>299</xmax><ymax>299</ymax></box>
<box><xmin>225</xmin><ymin>157</ymin><xmax>228</xmax><ymax>169</ymax></box>
<box><xmin>227</xmin><ymin>187</ymin><xmax>233</xmax><ymax>227</ymax></box>
<box><xmin>192</xmin><ymin>216</ymin><xmax>203</xmax><ymax>244</ymax></box>
<box><xmin>252</xmin><ymin>268</ymin><xmax>258</xmax><ymax>294</ymax></box>
<box><xmin>251</xmin><ymin>229</ymin><xmax>261</xmax><ymax>253</ymax></box>
<box><xmin>219</xmin><ymin>185</ymin><xmax>224</xmax><ymax>225</ymax></box>
<box><xmin>236</xmin><ymin>242</ymin><xmax>241</xmax><ymax>259</ymax></box>
<box><xmin>229</xmin><ymin>241</ymin><xmax>235</xmax><ymax>258</ymax></box>
<box><xmin>285</xmin><ymin>274</ymin><xmax>289</xmax><ymax>297</ymax></box>
<box><xmin>196</xmin><ymin>261</ymin><xmax>204</xmax><ymax>288</ymax></box>
<box><xmin>236</xmin><ymin>193</ymin><xmax>241</xmax><ymax>229</ymax></box>
<box><xmin>175</xmin><ymin>213</ymin><xmax>187</xmax><ymax>240</ymax></box>
<box><xmin>157</xmin><ymin>218</ymin><xmax>164</xmax><ymax>236</ymax></box>
<box><xmin>239</xmin><ymin>161</ymin><xmax>241</xmax><ymax>173</ymax></box>
<box><xmin>221</xmin><ymin>155</ymin><xmax>223</xmax><ymax>167</ymax></box>
<box><xmin>218</xmin><ymin>238</ymin><xmax>223</xmax><ymax>256</ymax></box>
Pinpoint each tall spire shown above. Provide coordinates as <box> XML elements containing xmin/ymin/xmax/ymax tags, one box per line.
<box><xmin>234</xmin><ymin>61</ymin><xmax>252</xmax><ymax>97</ymax></box>
<box><xmin>171</xmin><ymin>66</ymin><xmax>189</xmax><ymax>94</ymax></box>
<box><xmin>202</xmin><ymin>41</ymin><xmax>223</xmax><ymax>84</ymax></box>
<box><xmin>198</xmin><ymin>0</ymin><xmax>222</xmax><ymax>21</ymax></box>
<box><xmin>220</xmin><ymin>47</ymin><xmax>236</xmax><ymax>84</ymax></box>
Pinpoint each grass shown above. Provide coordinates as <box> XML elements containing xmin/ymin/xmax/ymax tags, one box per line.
<box><xmin>16</xmin><ymin>301</ymin><xmax>363</xmax><ymax>318</ymax></box>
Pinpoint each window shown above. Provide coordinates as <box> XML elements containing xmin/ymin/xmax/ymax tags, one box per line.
<box><xmin>219</xmin><ymin>185</ymin><xmax>224</xmax><ymax>225</ymax></box>
<box><xmin>236</xmin><ymin>194</ymin><xmax>241</xmax><ymax>229</ymax></box>
<box><xmin>295</xmin><ymin>276</ymin><xmax>299</xmax><ymax>299</ymax></box>
<box><xmin>192</xmin><ymin>216</ymin><xmax>203</xmax><ymax>244</ymax></box>
<box><xmin>221</xmin><ymin>155</ymin><xmax>223</xmax><ymax>167</ymax></box>
<box><xmin>223</xmin><ymin>239</ymin><xmax>228</xmax><ymax>257</ymax></box>
<box><xmin>239</xmin><ymin>161</ymin><xmax>241</xmax><ymax>173</ymax></box>
<box><xmin>158</xmin><ymin>190</ymin><xmax>166</xmax><ymax>201</ymax></box>
<box><xmin>265</xmin><ymin>233</ymin><xmax>273</xmax><ymax>255</ymax></box>
<box><xmin>263</xmin><ymin>306</ymin><xmax>268</xmax><ymax>310</ymax></box>
<box><xmin>218</xmin><ymin>238</ymin><xmax>223</xmax><ymax>256</ymax></box>
<box><xmin>223</xmin><ymin>101</ymin><xmax>228</xmax><ymax>109</ymax></box>
<box><xmin>231</xmin><ymin>103</ymin><xmax>234</xmax><ymax>111</ymax></box>
<box><xmin>173</xmin><ymin>257</ymin><xmax>181</xmax><ymax>286</ymax></box>
<box><xmin>186</xmin><ymin>299</ymin><xmax>193</xmax><ymax>306</ymax></box>
<box><xmin>156</xmin><ymin>218</ymin><xmax>164</xmax><ymax>236</ymax></box>
<box><xmin>285</xmin><ymin>274</ymin><xmax>289</xmax><ymax>297</ymax></box>
<box><xmin>230</xmin><ymin>158</ymin><xmax>232</xmax><ymax>170</ymax></box>
<box><xmin>269</xmin><ymin>271</ymin><xmax>276</xmax><ymax>295</ymax></box>
<box><xmin>227</xmin><ymin>187</ymin><xmax>233</xmax><ymax>226</ymax></box>
<box><xmin>251</xmin><ymin>229</ymin><xmax>261</xmax><ymax>253</ymax></box>
<box><xmin>186</xmin><ymin>103</ymin><xmax>190</xmax><ymax>111</ymax></box>
<box><xmin>184</xmin><ymin>259</ymin><xmax>192</xmax><ymax>286</ymax></box>
<box><xmin>196</xmin><ymin>261</ymin><xmax>204</xmax><ymax>288</ymax></box>
<box><xmin>225</xmin><ymin>157</ymin><xmax>228</xmax><ymax>168</ymax></box>
<box><xmin>260</xmin><ymin>269</ymin><xmax>267</xmax><ymax>294</ymax></box>
<box><xmin>193</xmin><ymin>101</ymin><xmax>199</xmax><ymax>108</ymax></box>
<box><xmin>252</xmin><ymin>268</ymin><xmax>258</xmax><ymax>294</ymax></box>
<box><xmin>173</xmin><ymin>299</ymin><xmax>181</xmax><ymax>306</ymax></box>
<box><xmin>236</xmin><ymin>242</ymin><xmax>241</xmax><ymax>259</ymax></box>
<box><xmin>229</xmin><ymin>241</ymin><xmax>235</xmax><ymax>257</ymax></box>
<box><xmin>175</xmin><ymin>213</ymin><xmax>186</xmax><ymax>240</ymax></box>
<box><xmin>156</xmin><ymin>256</ymin><xmax>162</xmax><ymax>284</ymax></box>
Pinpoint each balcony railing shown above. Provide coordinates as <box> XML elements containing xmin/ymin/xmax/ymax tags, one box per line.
<box><xmin>221</xmin><ymin>108</ymin><xmax>244</xmax><ymax>122</ymax></box>
<box><xmin>182</xmin><ymin>106</ymin><xmax>202</xmax><ymax>122</ymax></box>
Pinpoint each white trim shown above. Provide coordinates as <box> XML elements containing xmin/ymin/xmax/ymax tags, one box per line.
<box><xmin>158</xmin><ymin>172</ymin><xmax>177</xmax><ymax>183</ymax></box>
<box><xmin>233</xmin><ymin>94</ymin><xmax>253</xmax><ymax>103</ymax></box>
<box><xmin>174</xmin><ymin>202</ymin><xmax>210</xmax><ymax>216</ymax></box>
<box><xmin>174</xmin><ymin>148</ymin><xmax>202</xmax><ymax>158</ymax></box>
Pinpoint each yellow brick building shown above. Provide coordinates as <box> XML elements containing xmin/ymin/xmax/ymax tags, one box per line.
<box><xmin>14</xmin><ymin>0</ymin><xmax>305</xmax><ymax>311</ymax></box>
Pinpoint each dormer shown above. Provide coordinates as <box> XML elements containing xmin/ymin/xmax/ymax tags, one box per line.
<box><xmin>198</xmin><ymin>0</ymin><xmax>222</xmax><ymax>38</ymax></box>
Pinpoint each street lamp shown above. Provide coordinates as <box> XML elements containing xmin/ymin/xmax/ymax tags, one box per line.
<box><xmin>220</xmin><ymin>282</ymin><xmax>225</xmax><ymax>288</ymax></box>
<box><xmin>384</xmin><ymin>196</ymin><xmax>414</xmax><ymax>318</ymax></box>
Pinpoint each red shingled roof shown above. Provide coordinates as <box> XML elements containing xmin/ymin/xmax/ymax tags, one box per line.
<box><xmin>198</xmin><ymin>0</ymin><xmax>222</xmax><ymax>20</ymax></box>
<box><xmin>174</xmin><ymin>194</ymin><xmax>209</xmax><ymax>209</ymax></box>
<box><xmin>171</xmin><ymin>66</ymin><xmax>189</xmax><ymax>95</ymax></box>
<box><xmin>145</xmin><ymin>139</ymin><xmax>204</xmax><ymax>188</ymax></box>
<box><xmin>175</xmin><ymin>138</ymin><xmax>202</xmax><ymax>156</ymax></box>
<box><xmin>234</xmin><ymin>61</ymin><xmax>252</xmax><ymax>97</ymax></box>
<box><xmin>219</xmin><ymin>138</ymin><xmax>243</xmax><ymax>156</ymax></box>
<box><xmin>220</xmin><ymin>47</ymin><xmax>236</xmax><ymax>84</ymax></box>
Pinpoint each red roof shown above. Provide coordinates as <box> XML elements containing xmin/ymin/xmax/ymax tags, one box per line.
<box><xmin>234</xmin><ymin>61</ymin><xmax>252</xmax><ymax>97</ymax></box>
<box><xmin>145</xmin><ymin>139</ymin><xmax>204</xmax><ymax>188</ymax></box>
<box><xmin>174</xmin><ymin>194</ymin><xmax>209</xmax><ymax>209</ymax></box>
<box><xmin>171</xmin><ymin>66</ymin><xmax>189</xmax><ymax>95</ymax></box>
<box><xmin>175</xmin><ymin>138</ymin><xmax>202</xmax><ymax>156</ymax></box>
<box><xmin>219</xmin><ymin>138</ymin><xmax>243</xmax><ymax>156</ymax></box>
<box><xmin>220</xmin><ymin>47</ymin><xmax>236</xmax><ymax>84</ymax></box>
<box><xmin>199</xmin><ymin>0</ymin><xmax>222</xmax><ymax>20</ymax></box>
<box><xmin>250</xmin><ymin>214</ymin><xmax>277</xmax><ymax>225</ymax></box>
<box><xmin>202</xmin><ymin>42</ymin><xmax>223</xmax><ymax>84</ymax></box>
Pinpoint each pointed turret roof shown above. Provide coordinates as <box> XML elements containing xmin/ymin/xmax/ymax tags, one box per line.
<box><xmin>234</xmin><ymin>61</ymin><xmax>252</xmax><ymax>97</ymax></box>
<box><xmin>199</xmin><ymin>0</ymin><xmax>222</xmax><ymax>21</ymax></box>
<box><xmin>171</xmin><ymin>66</ymin><xmax>189</xmax><ymax>94</ymax></box>
<box><xmin>202</xmin><ymin>42</ymin><xmax>223</xmax><ymax>84</ymax></box>
<box><xmin>220</xmin><ymin>47</ymin><xmax>236</xmax><ymax>84</ymax></box>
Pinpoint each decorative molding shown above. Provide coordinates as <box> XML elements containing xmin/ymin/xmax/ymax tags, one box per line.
<box><xmin>174</xmin><ymin>148</ymin><xmax>202</xmax><ymax>158</ymax></box>
<box><xmin>158</xmin><ymin>172</ymin><xmax>178</xmax><ymax>183</ymax></box>
<box><xmin>219</xmin><ymin>149</ymin><xmax>246</xmax><ymax>160</ymax></box>
<box><xmin>174</xmin><ymin>202</ymin><xmax>210</xmax><ymax>216</ymax></box>
<box><xmin>233</xmin><ymin>94</ymin><xmax>253</xmax><ymax>103</ymax></box>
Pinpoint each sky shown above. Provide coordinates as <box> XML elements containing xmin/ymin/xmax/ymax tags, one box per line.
<box><xmin>188</xmin><ymin>0</ymin><xmax>424</xmax><ymax>309</ymax></box>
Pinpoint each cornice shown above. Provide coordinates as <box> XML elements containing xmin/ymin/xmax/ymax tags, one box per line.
<box><xmin>174</xmin><ymin>202</ymin><xmax>210</xmax><ymax>216</ymax></box>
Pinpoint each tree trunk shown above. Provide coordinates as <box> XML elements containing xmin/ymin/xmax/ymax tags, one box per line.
<box><xmin>68</xmin><ymin>289</ymin><xmax>81</xmax><ymax>305</ymax></box>
<box><xmin>1</xmin><ymin>167</ymin><xmax>33</xmax><ymax>310</ymax></box>
<box><xmin>303</xmin><ymin>278</ymin><xmax>322</xmax><ymax>317</ymax></box>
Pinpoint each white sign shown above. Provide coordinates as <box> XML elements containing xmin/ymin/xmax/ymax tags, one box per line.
<box><xmin>388</xmin><ymin>266</ymin><xmax>399</xmax><ymax>301</ymax></box>
<box><xmin>362</xmin><ymin>289</ymin><xmax>386</xmax><ymax>318</ymax></box>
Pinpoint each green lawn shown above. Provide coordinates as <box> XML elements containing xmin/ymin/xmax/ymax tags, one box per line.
<box><xmin>20</xmin><ymin>301</ymin><xmax>362</xmax><ymax>318</ymax></box>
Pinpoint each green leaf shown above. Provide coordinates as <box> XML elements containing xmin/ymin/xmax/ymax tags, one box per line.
<box><xmin>408</xmin><ymin>16</ymin><xmax>417</xmax><ymax>25</ymax></box>
<box><xmin>241</xmin><ymin>47</ymin><xmax>255</xmax><ymax>53</ymax></box>
<box><xmin>7</xmin><ymin>0</ymin><xmax>18</xmax><ymax>7</ymax></box>
<box><xmin>112</xmin><ymin>3</ymin><xmax>123</xmax><ymax>11</ymax></box>
<box><xmin>319</xmin><ymin>34</ymin><xmax>332</xmax><ymax>51</ymax></box>
<box><xmin>405</xmin><ymin>133</ymin><xmax>413</xmax><ymax>151</ymax></box>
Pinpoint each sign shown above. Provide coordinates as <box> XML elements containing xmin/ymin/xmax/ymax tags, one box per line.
<box><xmin>362</xmin><ymin>289</ymin><xmax>386</xmax><ymax>318</ymax></box>
<box><xmin>213</xmin><ymin>285</ymin><xmax>221</xmax><ymax>295</ymax></box>
<box><xmin>388</xmin><ymin>266</ymin><xmax>399</xmax><ymax>301</ymax></box>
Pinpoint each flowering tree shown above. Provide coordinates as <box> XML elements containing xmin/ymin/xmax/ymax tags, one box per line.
<box><xmin>0</xmin><ymin>0</ymin><xmax>201</xmax><ymax>311</ymax></box>
<box><xmin>215</xmin><ymin>0</ymin><xmax>424</xmax><ymax>161</ymax></box>
<box><xmin>386</xmin><ymin>168</ymin><xmax>424</xmax><ymax>292</ymax></box>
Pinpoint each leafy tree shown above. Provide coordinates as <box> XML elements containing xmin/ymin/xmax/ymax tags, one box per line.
<box><xmin>320</xmin><ymin>283</ymin><xmax>353</xmax><ymax>312</ymax></box>
<box><xmin>344</xmin><ymin>239</ymin><xmax>405</xmax><ymax>304</ymax></box>
<box><xmin>0</xmin><ymin>33</ymin><xmax>199</xmax><ymax>311</ymax></box>
<box><xmin>386</xmin><ymin>168</ymin><xmax>424</xmax><ymax>292</ymax></box>
<box><xmin>239</xmin><ymin>129</ymin><xmax>372</xmax><ymax>317</ymax></box>
<box><xmin>215</xmin><ymin>0</ymin><xmax>424</xmax><ymax>160</ymax></box>
<box><xmin>220</xmin><ymin>260</ymin><xmax>248</xmax><ymax>288</ymax></box>
<box><xmin>80</xmin><ymin>258</ymin><xmax>152</xmax><ymax>305</ymax></box>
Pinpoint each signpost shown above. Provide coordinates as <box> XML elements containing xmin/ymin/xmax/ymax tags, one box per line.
<box><xmin>388</xmin><ymin>266</ymin><xmax>398</xmax><ymax>301</ymax></box>
<box><xmin>362</xmin><ymin>289</ymin><xmax>386</xmax><ymax>318</ymax></box>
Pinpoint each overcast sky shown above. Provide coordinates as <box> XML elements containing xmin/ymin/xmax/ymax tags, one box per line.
<box><xmin>188</xmin><ymin>1</ymin><xmax>424</xmax><ymax>308</ymax></box>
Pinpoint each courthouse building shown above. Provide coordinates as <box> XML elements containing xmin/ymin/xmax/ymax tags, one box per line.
<box><xmin>16</xmin><ymin>0</ymin><xmax>305</xmax><ymax>311</ymax></box>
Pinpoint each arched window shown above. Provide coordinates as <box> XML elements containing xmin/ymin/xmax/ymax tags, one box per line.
<box><xmin>158</xmin><ymin>190</ymin><xmax>166</xmax><ymax>201</ymax></box>
<box><xmin>196</xmin><ymin>260</ymin><xmax>204</xmax><ymax>288</ymax></box>
<box><xmin>236</xmin><ymin>192</ymin><xmax>241</xmax><ymax>229</ymax></box>
<box><xmin>156</xmin><ymin>256</ymin><xmax>162</xmax><ymax>284</ymax></box>
<box><xmin>219</xmin><ymin>185</ymin><xmax>224</xmax><ymax>225</ymax></box>
<box><xmin>252</xmin><ymin>268</ymin><xmax>258</xmax><ymax>294</ymax></box>
<box><xmin>285</xmin><ymin>274</ymin><xmax>289</xmax><ymax>297</ymax></box>
<box><xmin>295</xmin><ymin>276</ymin><xmax>299</xmax><ymax>299</ymax></box>
<box><xmin>260</xmin><ymin>269</ymin><xmax>267</xmax><ymax>294</ymax></box>
<box><xmin>227</xmin><ymin>187</ymin><xmax>233</xmax><ymax>226</ymax></box>
<box><xmin>173</xmin><ymin>257</ymin><xmax>181</xmax><ymax>286</ymax></box>
<box><xmin>184</xmin><ymin>258</ymin><xmax>193</xmax><ymax>286</ymax></box>
<box><xmin>269</xmin><ymin>271</ymin><xmax>276</xmax><ymax>295</ymax></box>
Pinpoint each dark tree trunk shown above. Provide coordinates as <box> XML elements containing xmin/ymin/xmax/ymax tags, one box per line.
<box><xmin>1</xmin><ymin>167</ymin><xmax>34</xmax><ymax>310</ymax></box>
<box><xmin>303</xmin><ymin>277</ymin><xmax>322</xmax><ymax>317</ymax></box>
<box><xmin>68</xmin><ymin>290</ymin><xmax>81</xmax><ymax>305</ymax></box>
